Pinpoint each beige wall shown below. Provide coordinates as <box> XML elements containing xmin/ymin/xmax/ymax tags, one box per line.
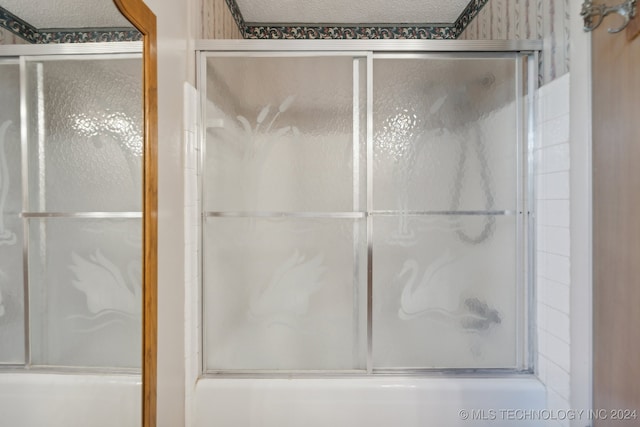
<box><xmin>201</xmin><ymin>0</ymin><xmax>243</xmax><ymax>39</ymax></box>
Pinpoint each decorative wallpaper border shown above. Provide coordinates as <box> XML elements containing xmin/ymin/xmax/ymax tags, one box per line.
<box><xmin>223</xmin><ymin>0</ymin><xmax>489</xmax><ymax>39</ymax></box>
<box><xmin>0</xmin><ymin>7</ymin><xmax>141</xmax><ymax>44</ymax></box>
<box><xmin>243</xmin><ymin>25</ymin><xmax>456</xmax><ymax>40</ymax></box>
<box><xmin>36</xmin><ymin>29</ymin><xmax>142</xmax><ymax>44</ymax></box>
<box><xmin>0</xmin><ymin>7</ymin><xmax>38</xmax><ymax>43</ymax></box>
<box><xmin>224</xmin><ymin>0</ymin><xmax>246</xmax><ymax>32</ymax></box>
<box><xmin>452</xmin><ymin>0</ymin><xmax>491</xmax><ymax>36</ymax></box>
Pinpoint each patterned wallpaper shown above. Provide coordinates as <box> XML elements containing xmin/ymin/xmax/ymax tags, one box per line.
<box><xmin>0</xmin><ymin>26</ymin><xmax>29</xmax><ymax>44</ymax></box>
<box><xmin>202</xmin><ymin>0</ymin><xmax>243</xmax><ymax>39</ymax></box>
<box><xmin>459</xmin><ymin>0</ymin><xmax>570</xmax><ymax>84</ymax></box>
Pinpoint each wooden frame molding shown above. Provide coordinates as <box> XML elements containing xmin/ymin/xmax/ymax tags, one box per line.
<box><xmin>626</xmin><ymin>13</ymin><xmax>640</xmax><ymax>41</ymax></box>
<box><xmin>112</xmin><ymin>1</ymin><xmax>157</xmax><ymax>427</ymax></box>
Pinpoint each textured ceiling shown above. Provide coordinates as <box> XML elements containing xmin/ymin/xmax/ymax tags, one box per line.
<box><xmin>235</xmin><ymin>0</ymin><xmax>472</xmax><ymax>24</ymax></box>
<box><xmin>0</xmin><ymin>0</ymin><xmax>132</xmax><ymax>29</ymax></box>
<box><xmin>2</xmin><ymin>0</ymin><xmax>472</xmax><ymax>31</ymax></box>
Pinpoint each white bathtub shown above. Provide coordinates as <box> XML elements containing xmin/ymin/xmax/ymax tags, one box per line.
<box><xmin>194</xmin><ymin>376</ymin><xmax>546</xmax><ymax>427</ymax></box>
<box><xmin>0</xmin><ymin>373</ymin><xmax>141</xmax><ymax>427</ymax></box>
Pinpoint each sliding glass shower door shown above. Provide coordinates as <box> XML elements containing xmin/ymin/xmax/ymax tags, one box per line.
<box><xmin>201</xmin><ymin>51</ymin><xmax>531</xmax><ymax>373</ymax></box>
<box><xmin>371</xmin><ymin>55</ymin><xmax>521</xmax><ymax>369</ymax></box>
<box><xmin>203</xmin><ymin>54</ymin><xmax>368</xmax><ymax>371</ymax></box>
<box><xmin>0</xmin><ymin>54</ymin><xmax>143</xmax><ymax>370</ymax></box>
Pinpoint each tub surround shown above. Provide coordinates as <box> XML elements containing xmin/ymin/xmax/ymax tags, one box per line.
<box><xmin>194</xmin><ymin>377</ymin><xmax>545</xmax><ymax>427</ymax></box>
<box><xmin>0</xmin><ymin>373</ymin><xmax>141</xmax><ymax>427</ymax></box>
<box><xmin>536</xmin><ymin>73</ymin><xmax>572</xmax><ymax>427</ymax></box>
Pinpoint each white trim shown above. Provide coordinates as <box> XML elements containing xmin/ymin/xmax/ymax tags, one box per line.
<box><xmin>569</xmin><ymin>0</ymin><xmax>593</xmax><ymax>422</ymax></box>
<box><xmin>183</xmin><ymin>81</ymin><xmax>201</xmax><ymax>427</ymax></box>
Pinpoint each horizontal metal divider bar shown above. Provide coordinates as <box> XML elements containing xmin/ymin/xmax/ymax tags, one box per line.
<box><xmin>0</xmin><ymin>364</ymin><xmax>26</xmax><ymax>369</ymax></box>
<box><xmin>0</xmin><ymin>365</ymin><xmax>141</xmax><ymax>375</ymax></box>
<box><xmin>372</xmin><ymin>210</ymin><xmax>516</xmax><ymax>216</ymax></box>
<box><xmin>205</xmin><ymin>210</ymin><xmax>516</xmax><ymax>218</ymax></box>
<box><xmin>195</xmin><ymin>40</ymin><xmax>543</xmax><ymax>52</ymax></box>
<box><xmin>206</xmin><ymin>211</ymin><xmax>365</xmax><ymax>219</ymax></box>
<box><xmin>19</xmin><ymin>53</ymin><xmax>142</xmax><ymax>62</ymax></box>
<box><xmin>201</xmin><ymin>368</ymin><xmax>531</xmax><ymax>378</ymax></box>
<box><xmin>0</xmin><ymin>42</ymin><xmax>143</xmax><ymax>57</ymax></box>
<box><xmin>22</xmin><ymin>212</ymin><xmax>142</xmax><ymax>219</ymax></box>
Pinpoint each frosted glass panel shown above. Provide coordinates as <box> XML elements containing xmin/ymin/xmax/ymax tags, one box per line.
<box><xmin>25</xmin><ymin>57</ymin><xmax>142</xmax><ymax>212</ymax></box>
<box><xmin>205</xmin><ymin>56</ymin><xmax>366</xmax><ymax>212</ymax></box>
<box><xmin>204</xmin><ymin>217</ymin><xmax>367</xmax><ymax>371</ymax></box>
<box><xmin>201</xmin><ymin>53</ymin><xmax>528</xmax><ymax>373</ymax></box>
<box><xmin>29</xmin><ymin>218</ymin><xmax>141</xmax><ymax>368</ymax></box>
<box><xmin>372</xmin><ymin>215</ymin><xmax>518</xmax><ymax>368</ymax></box>
<box><xmin>0</xmin><ymin>62</ymin><xmax>25</xmax><ymax>364</ymax></box>
<box><xmin>373</xmin><ymin>57</ymin><xmax>518</xmax><ymax>212</ymax></box>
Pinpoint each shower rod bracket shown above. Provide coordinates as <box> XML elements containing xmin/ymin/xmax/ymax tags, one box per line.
<box><xmin>581</xmin><ymin>0</ymin><xmax>637</xmax><ymax>33</ymax></box>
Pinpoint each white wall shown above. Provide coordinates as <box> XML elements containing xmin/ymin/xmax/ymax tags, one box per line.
<box><xmin>183</xmin><ymin>82</ymin><xmax>200</xmax><ymax>427</ymax></box>
<box><xmin>534</xmin><ymin>2</ymin><xmax>593</xmax><ymax>425</ymax></box>
<box><xmin>536</xmin><ymin>73</ymin><xmax>572</xmax><ymax>427</ymax></box>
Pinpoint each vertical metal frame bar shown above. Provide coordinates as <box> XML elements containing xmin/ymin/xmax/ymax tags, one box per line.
<box><xmin>19</xmin><ymin>56</ymin><xmax>30</xmax><ymax>367</ymax></box>
<box><xmin>526</xmin><ymin>52</ymin><xmax>539</xmax><ymax>373</ymax></box>
<box><xmin>365</xmin><ymin>52</ymin><xmax>374</xmax><ymax>374</ymax></box>
<box><xmin>353</xmin><ymin>59</ymin><xmax>360</xmax><ymax>213</ymax></box>
<box><xmin>197</xmin><ymin>51</ymin><xmax>208</xmax><ymax>375</ymax></box>
<box><xmin>35</xmin><ymin>63</ymin><xmax>47</xmax><ymax>363</ymax></box>
<box><xmin>28</xmin><ymin>59</ymin><xmax>51</xmax><ymax>365</ymax></box>
<box><xmin>515</xmin><ymin>54</ymin><xmax>525</xmax><ymax>370</ymax></box>
<box><xmin>352</xmin><ymin>57</ymin><xmax>361</xmax><ymax>367</ymax></box>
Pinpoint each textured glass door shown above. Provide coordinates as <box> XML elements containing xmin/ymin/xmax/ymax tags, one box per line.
<box><xmin>22</xmin><ymin>55</ymin><xmax>143</xmax><ymax>369</ymax></box>
<box><xmin>203</xmin><ymin>55</ymin><xmax>368</xmax><ymax>372</ymax></box>
<box><xmin>371</xmin><ymin>55</ymin><xmax>523</xmax><ymax>369</ymax></box>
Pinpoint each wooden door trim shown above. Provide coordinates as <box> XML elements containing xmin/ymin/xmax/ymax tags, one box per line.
<box><xmin>592</xmin><ymin>6</ymin><xmax>640</xmax><ymax>425</ymax></box>
<box><xmin>112</xmin><ymin>1</ymin><xmax>157</xmax><ymax>427</ymax></box>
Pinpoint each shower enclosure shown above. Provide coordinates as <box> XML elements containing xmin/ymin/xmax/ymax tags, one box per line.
<box><xmin>193</xmin><ymin>40</ymin><xmax>543</xmax><ymax>426</ymax></box>
<box><xmin>198</xmin><ymin>42</ymin><xmax>537</xmax><ymax>375</ymax></box>
<box><xmin>0</xmin><ymin>42</ymin><xmax>143</xmax><ymax>427</ymax></box>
